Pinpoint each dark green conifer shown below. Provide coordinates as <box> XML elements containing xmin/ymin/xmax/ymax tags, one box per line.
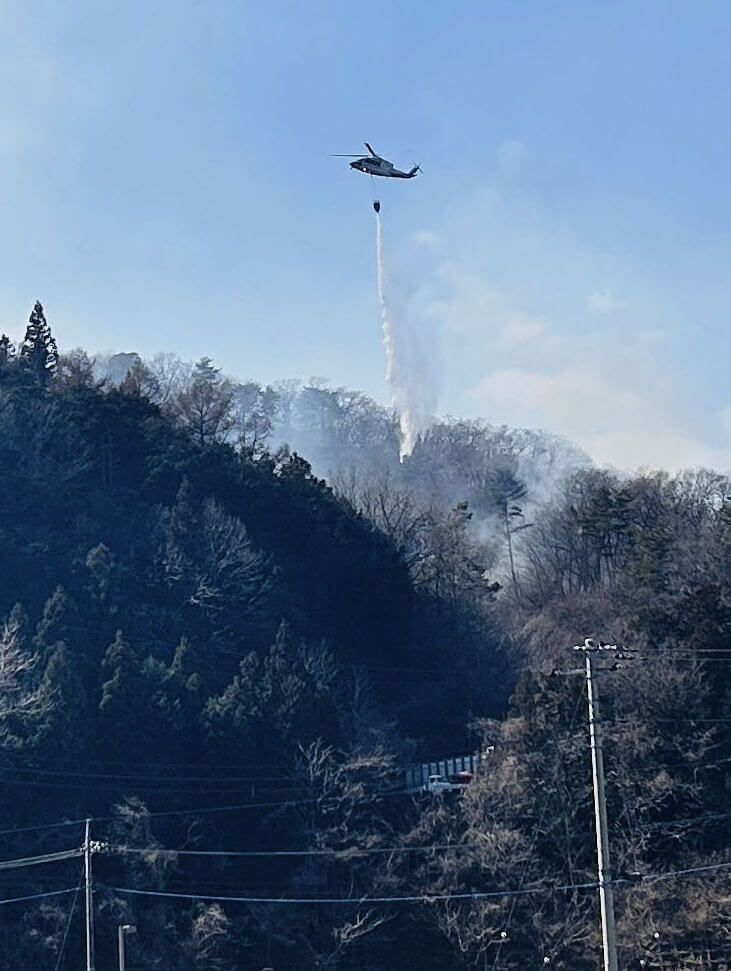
<box><xmin>0</xmin><ymin>334</ymin><xmax>15</xmax><ymax>368</ymax></box>
<box><xmin>20</xmin><ymin>301</ymin><xmax>58</xmax><ymax>386</ymax></box>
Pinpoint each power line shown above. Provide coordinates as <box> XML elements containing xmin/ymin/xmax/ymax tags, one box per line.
<box><xmin>3</xmin><ymin>755</ymin><xmax>313</xmax><ymax>770</ymax></box>
<box><xmin>3</xmin><ymin>811</ymin><xmax>727</xmax><ymax>866</ymax></box>
<box><xmin>648</xmin><ymin>940</ymin><xmax>731</xmax><ymax>956</ymax></box>
<box><xmin>102</xmin><ymin>879</ymin><xmax>600</xmax><ymax>905</ymax></box>
<box><xmin>112</xmin><ymin>841</ymin><xmax>482</xmax><ymax>859</ymax></box>
<box><xmin>0</xmin><ymin>776</ymin><xmax>300</xmax><ymax>794</ymax></box>
<box><xmin>635</xmin><ymin>647</ymin><xmax>731</xmax><ymax>654</ymax></box>
<box><xmin>0</xmin><ymin>752</ymin><xmax>726</xmax><ymax>790</ymax></box>
<box><xmin>0</xmin><ymin>794</ymin><xmax>404</xmax><ymax>841</ymax></box>
<box><xmin>605</xmin><ymin>715</ymin><xmax>731</xmax><ymax>724</ymax></box>
<box><xmin>616</xmin><ymin>754</ymin><xmax>731</xmax><ymax>773</ymax></box>
<box><xmin>603</xmin><ymin>655</ymin><xmax>731</xmax><ymax>664</ymax></box>
<box><xmin>101</xmin><ymin>859</ymin><xmax>731</xmax><ymax>907</ymax></box>
<box><xmin>641</xmin><ymin>810</ymin><xmax>731</xmax><ymax>832</ymax></box>
<box><xmin>0</xmin><ymin>764</ymin><xmax>308</xmax><ymax>784</ymax></box>
<box><xmin>100</xmin><ymin>789</ymin><xmax>406</xmax><ymax>820</ymax></box>
<box><xmin>640</xmin><ymin>860</ymin><xmax>731</xmax><ymax>883</ymax></box>
<box><xmin>53</xmin><ymin>866</ymin><xmax>85</xmax><ymax>971</ymax></box>
<box><xmin>0</xmin><ymin>887</ymin><xmax>79</xmax><ymax>907</ymax></box>
<box><xmin>0</xmin><ymin>847</ymin><xmax>82</xmax><ymax>871</ymax></box>
<box><xmin>635</xmin><ymin>656</ymin><xmax>731</xmax><ymax>664</ymax></box>
<box><xmin>2</xmin><ymin>796</ymin><xmax>727</xmax><ymax>853</ymax></box>
<box><xmin>0</xmin><ymin>817</ymin><xmax>87</xmax><ymax>837</ymax></box>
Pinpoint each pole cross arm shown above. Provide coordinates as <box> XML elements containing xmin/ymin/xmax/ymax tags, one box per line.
<box><xmin>573</xmin><ymin>639</ymin><xmax>620</xmax><ymax>652</ymax></box>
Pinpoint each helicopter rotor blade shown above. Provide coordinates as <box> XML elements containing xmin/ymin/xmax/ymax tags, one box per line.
<box><xmin>331</xmin><ymin>154</ymin><xmax>363</xmax><ymax>157</ymax></box>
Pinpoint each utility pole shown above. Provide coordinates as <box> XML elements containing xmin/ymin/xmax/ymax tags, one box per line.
<box><xmin>554</xmin><ymin>637</ymin><xmax>629</xmax><ymax>971</ymax></box>
<box><xmin>583</xmin><ymin>647</ymin><xmax>618</xmax><ymax>971</ymax></box>
<box><xmin>118</xmin><ymin>923</ymin><xmax>136</xmax><ymax>971</ymax></box>
<box><xmin>84</xmin><ymin>818</ymin><xmax>95</xmax><ymax>971</ymax></box>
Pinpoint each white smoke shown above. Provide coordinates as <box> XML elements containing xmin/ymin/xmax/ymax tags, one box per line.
<box><xmin>375</xmin><ymin>210</ymin><xmax>436</xmax><ymax>460</ymax></box>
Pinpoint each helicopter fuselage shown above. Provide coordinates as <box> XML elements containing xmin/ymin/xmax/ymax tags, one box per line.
<box><xmin>350</xmin><ymin>157</ymin><xmax>418</xmax><ymax>179</ymax></box>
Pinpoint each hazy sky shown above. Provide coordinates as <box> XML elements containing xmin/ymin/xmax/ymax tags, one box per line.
<box><xmin>2</xmin><ymin>0</ymin><xmax>730</xmax><ymax>471</ymax></box>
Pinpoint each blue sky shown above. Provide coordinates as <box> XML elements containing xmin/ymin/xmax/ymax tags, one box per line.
<box><xmin>2</xmin><ymin>0</ymin><xmax>730</xmax><ymax>470</ymax></box>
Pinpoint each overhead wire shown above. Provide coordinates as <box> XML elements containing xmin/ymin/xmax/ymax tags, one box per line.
<box><xmin>639</xmin><ymin>860</ymin><xmax>731</xmax><ymax>882</ymax></box>
<box><xmin>0</xmin><ymin>765</ymin><xmax>295</xmax><ymax>783</ymax></box>
<box><xmin>100</xmin><ymin>859</ymin><xmax>731</xmax><ymax>907</ymax></box>
<box><xmin>0</xmin><ymin>847</ymin><xmax>82</xmax><ymax>871</ymax></box>
<box><xmin>633</xmin><ymin>647</ymin><xmax>731</xmax><ymax>654</ymax></box>
<box><xmin>0</xmin><ymin>817</ymin><xmax>87</xmax><ymax>838</ymax></box>
<box><xmin>612</xmin><ymin>754</ymin><xmax>731</xmax><ymax>773</ymax></box>
<box><xmin>112</xmin><ymin>841</ymin><xmax>487</xmax><ymax>859</ymax></box>
<box><xmin>1</xmin><ymin>766</ymin><xmax>727</xmax><ymax>845</ymax></box>
<box><xmin>52</xmin><ymin>865</ymin><xmax>85</xmax><ymax>971</ymax></box>
<box><xmin>640</xmin><ymin>810</ymin><xmax>731</xmax><ymax>832</ymax></box>
<box><xmin>632</xmin><ymin>655</ymin><xmax>731</xmax><ymax>663</ymax></box>
<box><xmin>3</xmin><ymin>745</ymin><xmax>725</xmax><ymax>788</ymax></box>
<box><xmin>0</xmin><ymin>776</ymin><xmax>300</xmax><ymax>794</ymax></box>
<box><xmin>0</xmin><ymin>793</ymin><xmax>406</xmax><ymax>840</ymax></box>
<box><xmin>0</xmin><ymin>887</ymin><xmax>79</xmax><ymax>907</ymax></box>
<box><xmin>3</xmin><ymin>811</ymin><xmax>727</xmax><ymax>866</ymax></box>
<box><xmin>0</xmin><ymin>761</ymin><xmax>338</xmax><ymax>783</ymax></box>
<box><xmin>101</xmin><ymin>879</ymin><xmax>600</xmax><ymax>905</ymax></box>
<box><xmin>0</xmin><ymin>805</ymin><xmax>722</xmax><ymax>864</ymax></box>
<box><xmin>608</xmin><ymin>713</ymin><xmax>731</xmax><ymax>725</ymax></box>
<box><xmin>89</xmin><ymin>788</ymin><xmax>408</xmax><ymax>825</ymax></box>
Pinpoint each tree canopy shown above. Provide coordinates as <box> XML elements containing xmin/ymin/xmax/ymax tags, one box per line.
<box><xmin>0</xmin><ymin>313</ymin><xmax>727</xmax><ymax>969</ymax></box>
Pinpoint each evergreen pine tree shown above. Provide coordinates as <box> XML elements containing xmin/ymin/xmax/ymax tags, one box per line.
<box><xmin>20</xmin><ymin>301</ymin><xmax>58</xmax><ymax>386</ymax></box>
<box><xmin>0</xmin><ymin>334</ymin><xmax>15</xmax><ymax>369</ymax></box>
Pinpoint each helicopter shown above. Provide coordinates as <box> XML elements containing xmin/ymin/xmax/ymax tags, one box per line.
<box><xmin>333</xmin><ymin>143</ymin><xmax>421</xmax><ymax>179</ymax></box>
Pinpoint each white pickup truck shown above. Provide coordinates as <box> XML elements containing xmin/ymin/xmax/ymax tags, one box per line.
<box><xmin>422</xmin><ymin>771</ymin><xmax>473</xmax><ymax>793</ymax></box>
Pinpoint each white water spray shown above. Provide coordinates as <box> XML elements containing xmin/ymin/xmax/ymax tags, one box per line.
<box><xmin>375</xmin><ymin>209</ymin><xmax>434</xmax><ymax>460</ymax></box>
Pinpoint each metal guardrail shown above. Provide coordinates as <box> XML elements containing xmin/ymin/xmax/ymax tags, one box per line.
<box><xmin>404</xmin><ymin>752</ymin><xmax>489</xmax><ymax>792</ymax></box>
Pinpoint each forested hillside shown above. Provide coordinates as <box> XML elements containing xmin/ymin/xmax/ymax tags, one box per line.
<box><xmin>0</xmin><ymin>307</ymin><xmax>728</xmax><ymax>969</ymax></box>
